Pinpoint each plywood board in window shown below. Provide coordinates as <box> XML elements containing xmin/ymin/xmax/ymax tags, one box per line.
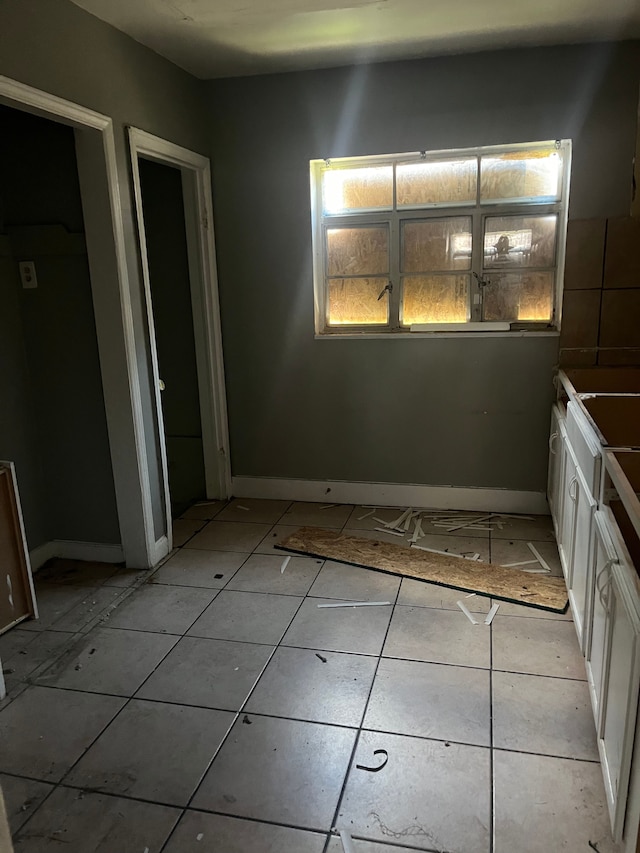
<box><xmin>277</xmin><ymin>527</ymin><xmax>569</xmax><ymax>613</ymax></box>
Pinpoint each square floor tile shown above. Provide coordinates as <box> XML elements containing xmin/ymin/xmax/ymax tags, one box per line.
<box><xmin>226</xmin><ymin>553</ymin><xmax>323</xmax><ymax>596</ymax></box>
<box><xmin>246</xmin><ymin>646</ymin><xmax>377</xmax><ymax>726</ymax></box>
<box><xmin>308</xmin><ymin>561</ymin><xmax>400</xmax><ymax>602</ymax></box>
<box><xmin>11</xmin><ymin>785</ymin><xmax>180</xmax><ymax>853</ymax></box>
<box><xmin>254</xmin><ymin>524</ymin><xmax>304</xmax><ymax>554</ymax></box>
<box><xmin>383</xmin><ymin>606</ymin><xmax>490</xmax><ymax>668</ymax></box>
<box><xmin>180</xmin><ymin>500</ymin><xmax>226</xmax><ymax>520</ymax></box>
<box><xmin>327</xmin><ymin>838</ymin><xmax>426</xmax><ymax>852</ymax></box>
<box><xmin>0</xmin><ymin>774</ymin><xmax>53</xmax><ymax>833</ymax></box>
<box><xmin>282</xmin><ymin>598</ymin><xmax>393</xmax><ymax>656</ymax></box>
<box><xmin>0</xmin><ymin>629</ymin><xmax>35</xmax><ymax>662</ymax></box>
<box><xmin>136</xmin><ymin>636</ymin><xmax>273</xmax><ymax>709</ymax></box>
<box><xmin>103</xmin><ymin>568</ymin><xmax>149</xmax><ymax>588</ymax></box>
<box><xmin>35</xmin><ymin>559</ymin><xmax>118</xmax><ymax>586</ymax></box>
<box><xmin>67</xmin><ymin>699</ymin><xmax>234</xmax><ymax>806</ymax></box>
<box><xmin>20</xmin><ymin>584</ymin><xmax>97</xmax><ymax>632</ymax></box>
<box><xmin>337</xmin><ymin>731</ymin><xmax>490</xmax><ymax>852</ymax></box>
<box><xmin>343</xmin><ymin>506</ymin><xmax>410</xmax><ymax>531</ymax></box>
<box><xmin>36</xmin><ymin>628</ymin><xmax>178</xmax><ymax>695</ymax></box>
<box><xmin>151</xmin><ymin>549</ymin><xmax>247</xmax><ymax>589</ymax></box>
<box><xmin>492</xmin><ymin>616</ymin><xmax>586</xmax><ymax>679</ymax></box>
<box><xmin>192</xmin><ymin>715</ymin><xmax>356</xmax><ymax>830</ymax></box>
<box><xmin>397</xmin><ymin>579</ymin><xmax>492</xmax><ymax>613</ymax></box>
<box><xmin>364</xmin><ymin>658</ymin><xmax>490</xmax><ymax>746</ymax></box>
<box><xmin>493</xmin><ymin>598</ymin><xmax>571</xmax><ymax>620</ymax></box>
<box><xmin>492</xmin><ymin>514</ymin><xmax>556</xmax><ymax>542</ymax></box>
<box><xmin>282</xmin><ymin>501</ymin><xmax>353</xmax><ymax>528</ymax></box>
<box><xmin>163</xmin><ymin>811</ymin><xmax>327</xmax><ymax>853</ymax></box>
<box><xmin>51</xmin><ymin>586</ymin><xmax>125</xmax><ymax>633</ymax></box>
<box><xmin>490</xmin><ymin>538</ymin><xmax>562</xmax><ymax>576</ymax></box>
<box><xmin>0</xmin><ymin>686</ymin><xmax>124</xmax><ymax>781</ymax></box>
<box><xmin>215</xmin><ymin>498</ymin><xmax>292</xmax><ymax>525</ymax></box>
<box><xmin>107</xmin><ymin>585</ymin><xmax>218</xmax><ymax>634</ymax></box>
<box><xmin>493</xmin><ymin>671</ymin><xmax>598</xmax><ymax>760</ymax></box>
<box><xmin>186</xmin><ymin>521</ymin><xmax>273</xmax><ymax>552</ymax></box>
<box><xmin>415</xmin><ymin>514</ymin><xmax>492</xmax><ymax>539</ymax></box>
<box><xmin>172</xmin><ymin>517</ymin><xmax>207</xmax><ymax>547</ymax></box>
<box><xmin>188</xmin><ymin>590</ymin><xmax>302</xmax><ymax>644</ymax></box>
<box><xmin>494</xmin><ymin>751</ymin><xmax>620</xmax><ymax>853</ymax></box>
<box><xmin>4</xmin><ymin>630</ymin><xmax>74</xmax><ymax>682</ymax></box>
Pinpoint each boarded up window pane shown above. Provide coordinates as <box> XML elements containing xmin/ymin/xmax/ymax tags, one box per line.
<box><xmin>481</xmin><ymin>148</ymin><xmax>562</xmax><ymax>202</ymax></box>
<box><xmin>327</xmin><ymin>227</ymin><xmax>389</xmax><ymax>276</ymax></box>
<box><xmin>328</xmin><ymin>277</ymin><xmax>389</xmax><ymax>325</ymax></box>
<box><xmin>402</xmin><ymin>218</ymin><xmax>472</xmax><ymax>272</ymax></box>
<box><xmin>397</xmin><ymin>158</ymin><xmax>477</xmax><ymax>206</ymax></box>
<box><xmin>483</xmin><ymin>272</ymin><xmax>554</xmax><ymax>322</ymax></box>
<box><xmin>402</xmin><ymin>275</ymin><xmax>469</xmax><ymax>324</ymax></box>
<box><xmin>323</xmin><ymin>166</ymin><xmax>393</xmax><ymax>213</ymax></box>
<box><xmin>484</xmin><ymin>215</ymin><xmax>557</xmax><ymax>269</ymax></box>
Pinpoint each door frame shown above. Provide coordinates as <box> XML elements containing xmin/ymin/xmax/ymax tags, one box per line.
<box><xmin>0</xmin><ymin>75</ymin><xmax>156</xmax><ymax>567</ymax></box>
<box><xmin>128</xmin><ymin>127</ymin><xmax>231</xmax><ymax>540</ymax></box>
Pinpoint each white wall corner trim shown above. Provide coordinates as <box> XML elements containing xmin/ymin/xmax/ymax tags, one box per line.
<box><xmin>30</xmin><ymin>540</ymin><xmax>125</xmax><ymax>571</ymax></box>
<box><xmin>232</xmin><ymin>476</ymin><xmax>550</xmax><ymax>515</ymax></box>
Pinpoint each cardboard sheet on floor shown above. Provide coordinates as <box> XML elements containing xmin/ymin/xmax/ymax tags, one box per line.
<box><xmin>276</xmin><ymin>527</ymin><xmax>568</xmax><ymax>613</ymax></box>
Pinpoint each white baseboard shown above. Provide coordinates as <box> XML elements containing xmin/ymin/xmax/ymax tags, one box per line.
<box><xmin>30</xmin><ymin>540</ymin><xmax>125</xmax><ymax>571</ymax></box>
<box><xmin>232</xmin><ymin>476</ymin><xmax>549</xmax><ymax>515</ymax></box>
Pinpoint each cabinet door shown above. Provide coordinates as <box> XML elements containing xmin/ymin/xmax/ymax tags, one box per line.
<box><xmin>568</xmin><ymin>466</ymin><xmax>597</xmax><ymax>652</ymax></box>
<box><xmin>586</xmin><ymin>511</ymin><xmax>618</xmax><ymax>726</ymax></box>
<box><xmin>598</xmin><ymin>563</ymin><xmax>640</xmax><ymax>840</ymax></box>
<box><xmin>559</xmin><ymin>435</ymin><xmax>578</xmax><ymax>580</ymax></box>
<box><xmin>547</xmin><ymin>406</ymin><xmax>565</xmax><ymax>536</ymax></box>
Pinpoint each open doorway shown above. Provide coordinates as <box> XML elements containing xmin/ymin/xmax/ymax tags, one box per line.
<box><xmin>137</xmin><ymin>158</ymin><xmax>206</xmax><ymax>518</ymax></box>
<box><xmin>128</xmin><ymin>128</ymin><xmax>231</xmax><ymax>546</ymax></box>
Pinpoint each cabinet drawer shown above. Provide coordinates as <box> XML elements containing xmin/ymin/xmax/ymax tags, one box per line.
<box><xmin>567</xmin><ymin>400</ymin><xmax>602</xmax><ymax>496</ymax></box>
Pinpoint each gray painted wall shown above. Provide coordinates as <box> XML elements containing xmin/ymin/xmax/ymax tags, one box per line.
<box><xmin>207</xmin><ymin>41</ymin><xmax>640</xmax><ymax>493</ymax></box>
<box><xmin>0</xmin><ymin>0</ymin><xmax>212</xmax><ymax>559</ymax></box>
<box><xmin>0</xmin><ymin>106</ymin><xmax>119</xmax><ymax>547</ymax></box>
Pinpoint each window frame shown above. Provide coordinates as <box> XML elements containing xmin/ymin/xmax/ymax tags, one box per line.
<box><xmin>310</xmin><ymin>140</ymin><xmax>572</xmax><ymax>337</ymax></box>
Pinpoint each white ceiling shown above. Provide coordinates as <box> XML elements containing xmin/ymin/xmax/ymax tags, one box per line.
<box><xmin>71</xmin><ymin>0</ymin><xmax>640</xmax><ymax>79</ymax></box>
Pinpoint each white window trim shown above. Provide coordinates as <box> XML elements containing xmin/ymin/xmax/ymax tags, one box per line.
<box><xmin>310</xmin><ymin>140</ymin><xmax>572</xmax><ymax>338</ymax></box>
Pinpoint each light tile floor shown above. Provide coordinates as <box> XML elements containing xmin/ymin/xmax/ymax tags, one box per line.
<box><xmin>0</xmin><ymin>500</ymin><xmax>622</xmax><ymax>852</ymax></box>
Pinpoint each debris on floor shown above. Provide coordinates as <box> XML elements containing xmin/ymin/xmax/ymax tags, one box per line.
<box><xmin>315</xmin><ymin>653</ymin><xmax>328</xmax><ymax>663</ymax></box>
<box><xmin>277</xmin><ymin>526</ymin><xmax>568</xmax><ymax>612</ymax></box>
<box><xmin>356</xmin><ymin>748</ymin><xmax>389</xmax><ymax>772</ymax></box>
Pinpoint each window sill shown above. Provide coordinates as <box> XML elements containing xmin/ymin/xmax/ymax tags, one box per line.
<box><xmin>315</xmin><ymin>329</ymin><xmax>560</xmax><ymax>340</ymax></box>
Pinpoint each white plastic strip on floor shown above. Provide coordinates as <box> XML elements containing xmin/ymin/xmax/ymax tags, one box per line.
<box><xmin>383</xmin><ymin>508</ymin><xmax>413</xmax><ymax>529</ymax></box>
<box><xmin>357</xmin><ymin>509</ymin><xmax>376</xmax><ymax>520</ymax></box>
<box><xmin>501</xmin><ymin>559</ymin><xmax>538</xmax><ymax>567</ymax></box>
<box><xmin>527</xmin><ymin>542</ymin><xmax>553</xmax><ymax>573</ymax></box>
<box><xmin>280</xmin><ymin>556</ymin><xmax>291</xmax><ymax>574</ymax></box>
<box><xmin>317</xmin><ymin>601</ymin><xmax>391</xmax><ymax>608</ymax></box>
<box><xmin>339</xmin><ymin>829</ymin><xmax>356</xmax><ymax>853</ymax></box>
<box><xmin>484</xmin><ymin>602</ymin><xmax>500</xmax><ymax>625</ymax></box>
<box><xmin>456</xmin><ymin>600</ymin><xmax>479</xmax><ymax>624</ymax></box>
<box><xmin>374</xmin><ymin>527</ymin><xmax>405</xmax><ymax>536</ymax></box>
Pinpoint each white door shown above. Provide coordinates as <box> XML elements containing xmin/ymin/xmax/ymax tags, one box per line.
<box><xmin>598</xmin><ymin>561</ymin><xmax>640</xmax><ymax>840</ymax></box>
<box><xmin>128</xmin><ymin>128</ymin><xmax>231</xmax><ymax>560</ymax></box>
<box><xmin>548</xmin><ymin>405</ymin><xmax>565</xmax><ymax>536</ymax></box>
<box><xmin>567</xmin><ymin>465</ymin><xmax>597</xmax><ymax>651</ymax></box>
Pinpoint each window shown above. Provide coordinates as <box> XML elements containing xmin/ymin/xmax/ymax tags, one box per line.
<box><xmin>310</xmin><ymin>140</ymin><xmax>571</xmax><ymax>335</ymax></box>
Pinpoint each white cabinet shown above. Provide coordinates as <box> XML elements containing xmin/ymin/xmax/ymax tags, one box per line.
<box><xmin>559</xmin><ymin>434</ymin><xmax>578</xmax><ymax>580</ymax></box>
<box><xmin>586</xmin><ymin>511</ymin><xmax>618</xmax><ymax>726</ymax></box>
<box><xmin>567</xmin><ymin>465</ymin><xmax>597</xmax><ymax>651</ymax></box>
<box><xmin>548</xmin><ymin>405</ymin><xmax>565</xmax><ymax>537</ymax></box>
<box><xmin>597</xmin><ymin>557</ymin><xmax>640</xmax><ymax>841</ymax></box>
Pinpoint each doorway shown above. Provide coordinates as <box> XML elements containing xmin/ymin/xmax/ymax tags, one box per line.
<box><xmin>137</xmin><ymin>158</ymin><xmax>206</xmax><ymax>518</ymax></box>
<box><xmin>128</xmin><ymin>128</ymin><xmax>231</xmax><ymax>547</ymax></box>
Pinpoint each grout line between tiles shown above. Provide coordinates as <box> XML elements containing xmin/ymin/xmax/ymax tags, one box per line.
<box><xmin>322</xmin><ymin>575</ymin><xmax>403</xmax><ymax>853</ymax></box>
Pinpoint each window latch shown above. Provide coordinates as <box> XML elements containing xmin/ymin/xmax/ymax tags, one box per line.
<box><xmin>473</xmin><ymin>272</ymin><xmax>489</xmax><ymax>288</ymax></box>
<box><xmin>377</xmin><ymin>282</ymin><xmax>393</xmax><ymax>301</ymax></box>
